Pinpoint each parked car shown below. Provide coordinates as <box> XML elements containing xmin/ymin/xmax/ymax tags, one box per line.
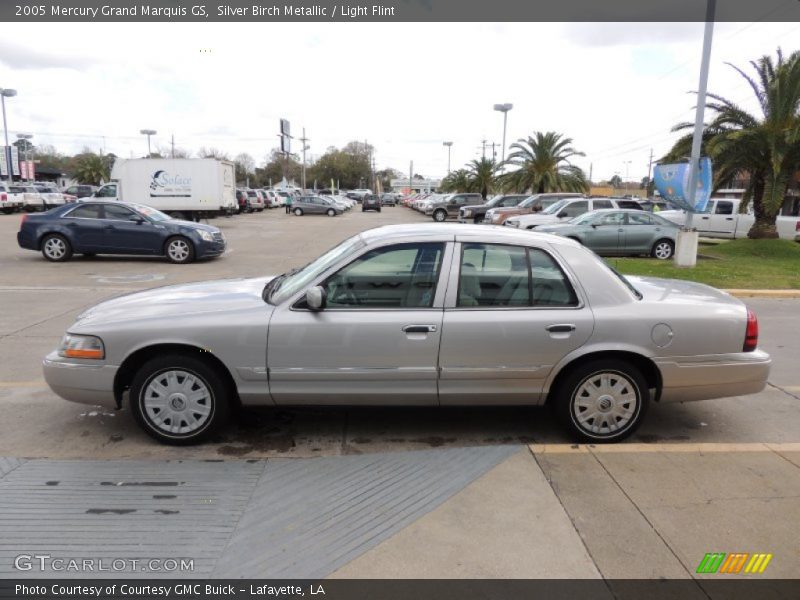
<box><xmin>42</xmin><ymin>223</ymin><xmax>770</xmax><ymax>445</ymax></box>
<box><xmin>292</xmin><ymin>196</ymin><xmax>343</xmax><ymax>216</ymax></box>
<box><xmin>659</xmin><ymin>198</ymin><xmax>800</xmax><ymax>241</ymax></box>
<box><xmin>536</xmin><ymin>209</ymin><xmax>680</xmax><ymax>259</ymax></box>
<box><xmin>380</xmin><ymin>193</ymin><xmax>398</xmax><ymax>206</ymax></box>
<box><xmin>425</xmin><ymin>193</ymin><xmax>484</xmax><ymax>221</ymax></box>
<box><xmin>17</xmin><ymin>201</ymin><xmax>226</xmax><ymax>264</ymax></box>
<box><xmin>63</xmin><ymin>184</ymin><xmax>98</xmax><ymax>199</ymax></box>
<box><xmin>9</xmin><ymin>185</ymin><xmax>46</xmax><ymax>212</ymax></box>
<box><xmin>484</xmin><ymin>193</ymin><xmax>586</xmax><ymax>226</ymax></box>
<box><xmin>235</xmin><ymin>189</ymin><xmax>250</xmax><ymax>213</ymax></box>
<box><xmin>262</xmin><ymin>190</ymin><xmax>282</xmax><ymax>209</ymax></box>
<box><xmin>0</xmin><ymin>181</ymin><xmax>24</xmax><ymax>214</ymax></box>
<box><xmin>33</xmin><ymin>183</ymin><xmax>68</xmax><ymax>207</ymax></box>
<box><xmin>458</xmin><ymin>194</ymin><xmax>529</xmax><ymax>224</ymax></box>
<box><xmin>362</xmin><ymin>194</ymin><xmax>382</xmax><ymax>212</ymax></box>
<box><xmin>505</xmin><ymin>197</ymin><xmax>639</xmax><ymax>229</ymax></box>
<box><xmin>245</xmin><ymin>189</ymin><xmax>265</xmax><ymax>212</ymax></box>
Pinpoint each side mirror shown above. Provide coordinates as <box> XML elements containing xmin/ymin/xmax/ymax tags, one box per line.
<box><xmin>591</xmin><ymin>223</ymin><xmax>598</xmax><ymax>228</ymax></box>
<box><xmin>306</xmin><ymin>286</ymin><xmax>327</xmax><ymax>311</ymax></box>
<box><xmin>132</xmin><ymin>217</ymin><xmax>145</xmax><ymax>224</ymax></box>
<box><xmin>557</xmin><ymin>211</ymin><xmax>568</xmax><ymax>218</ymax></box>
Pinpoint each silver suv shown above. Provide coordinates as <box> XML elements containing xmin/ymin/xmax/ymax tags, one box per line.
<box><xmin>425</xmin><ymin>193</ymin><xmax>484</xmax><ymax>221</ymax></box>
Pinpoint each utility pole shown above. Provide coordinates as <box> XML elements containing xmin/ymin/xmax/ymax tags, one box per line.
<box><xmin>588</xmin><ymin>163</ymin><xmax>593</xmax><ymax>185</ymax></box>
<box><xmin>491</xmin><ymin>142</ymin><xmax>497</xmax><ymax>162</ymax></box>
<box><xmin>409</xmin><ymin>160</ymin><xmax>413</xmax><ymax>195</ymax></box>
<box><xmin>171</xmin><ymin>134</ymin><xmax>175</xmax><ymax>159</ymax></box>
<box><xmin>481</xmin><ymin>139</ymin><xmax>487</xmax><ymax>159</ymax></box>
<box><xmin>299</xmin><ymin>128</ymin><xmax>310</xmax><ymax>191</ymax></box>
<box><xmin>647</xmin><ymin>148</ymin><xmax>654</xmax><ymax>194</ymax></box>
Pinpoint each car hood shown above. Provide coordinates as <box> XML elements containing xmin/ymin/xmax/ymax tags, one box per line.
<box><xmin>167</xmin><ymin>219</ymin><xmax>220</xmax><ymax>233</ymax></box>
<box><xmin>627</xmin><ymin>276</ymin><xmax>743</xmax><ymax>308</ymax></box>
<box><xmin>518</xmin><ymin>214</ymin><xmax>561</xmax><ymax>225</ymax></box>
<box><xmin>73</xmin><ymin>276</ymin><xmax>275</xmax><ymax>327</ymax></box>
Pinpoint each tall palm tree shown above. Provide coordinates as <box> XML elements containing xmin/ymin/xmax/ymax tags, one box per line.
<box><xmin>500</xmin><ymin>131</ymin><xmax>588</xmax><ymax>194</ymax></box>
<box><xmin>71</xmin><ymin>153</ymin><xmax>111</xmax><ymax>186</ymax></box>
<box><xmin>440</xmin><ymin>168</ymin><xmax>472</xmax><ymax>193</ymax></box>
<box><xmin>466</xmin><ymin>158</ymin><xmax>498</xmax><ymax>200</ymax></box>
<box><xmin>666</xmin><ymin>49</ymin><xmax>800</xmax><ymax>238</ymax></box>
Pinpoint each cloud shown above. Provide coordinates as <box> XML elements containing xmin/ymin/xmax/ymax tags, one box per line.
<box><xmin>563</xmin><ymin>23</ymin><xmax>703</xmax><ymax>47</ymax></box>
<box><xmin>0</xmin><ymin>40</ymin><xmax>101</xmax><ymax>70</ymax></box>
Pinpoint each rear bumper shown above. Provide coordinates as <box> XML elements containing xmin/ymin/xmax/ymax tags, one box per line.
<box><xmin>17</xmin><ymin>230</ymin><xmax>36</xmax><ymax>250</ymax></box>
<box><xmin>43</xmin><ymin>352</ymin><xmax>119</xmax><ymax>409</ymax></box>
<box><xmin>654</xmin><ymin>349</ymin><xmax>771</xmax><ymax>402</ymax></box>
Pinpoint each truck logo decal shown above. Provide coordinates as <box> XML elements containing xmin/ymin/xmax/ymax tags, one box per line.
<box><xmin>149</xmin><ymin>170</ymin><xmax>192</xmax><ymax>198</ymax></box>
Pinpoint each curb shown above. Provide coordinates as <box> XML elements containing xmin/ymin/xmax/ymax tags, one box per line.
<box><xmin>725</xmin><ymin>289</ymin><xmax>800</xmax><ymax>298</ymax></box>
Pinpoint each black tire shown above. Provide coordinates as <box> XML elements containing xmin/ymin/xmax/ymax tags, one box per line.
<box><xmin>473</xmin><ymin>216</ymin><xmax>482</xmax><ymax>224</ymax></box>
<box><xmin>82</xmin><ymin>252</ymin><xmax>96</xmax><ymax>258</ymax></box>
<box><xmin>554</xmin><ymin>359</ymin><xmax>649</xmax><ymax>443</ymax></box>
<box><xmin>432</xmin><ymin>209</ymin><xmax>446</xmax><ymax>222</ymax></box>
<box><xmin>168</xmin><ymin>211</ymin><xmax>186</xmax><ymax>220</ymax></box>
<box><xmin>651</xmin><ymin>239</ymin><xmax>675</xmax><ymax>260</ymax></box>
<box><xmin>40</xmin><ymin>233</ymin><xmax>73</xmax><ymax>262</ymax></box>
<box><xmin>327</xmin><ymin>208</ymin><xmax>336</xmax><ymax>217</ymax></box>
<box><xmin>164</xmin><ymin>236</ymin><xmax>195</xmax><ymax>264</ymax></box>
<box><xmin>1</xmin><ymin>208</ymin><xmax>13</xmax><ymax>215</ymax></box>
<box><xmin>293</xmin><ymin>208</ymin><xmax>303</xmax><ymax>216</ymax></box>
<box><xmin>129</xmin><ymin>353</ymin><xmax>231</xmax><ymax>445</ymax></box>
<box><xmin>362</xmin><ymin>207</ymin><xmax>366</xmax><ymax>212</ymax></box>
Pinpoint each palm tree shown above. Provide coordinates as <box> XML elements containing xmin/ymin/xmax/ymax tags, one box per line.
<box><xmin>500</xmin><ymin>131</ymin><xmax>588</xmax><ymax>194</ymax></box>
<box><xmin>71</xmin><ymin>153</ymin><xmax>111</xmax><ymax>186</ymax></box>
<box><xmin>466</xmin><ymin>158</ymin><xmax>498</xmax><ymax>199</ymax></box>
<box><xmin>666</xmin><ymin>49</ymin><xmax>800</xmax><ymax>238</ymax></box>
<box><xmin>440</xmin><ymin>169</ymin><xmax>472</xmax><ymax>193</ymax></box>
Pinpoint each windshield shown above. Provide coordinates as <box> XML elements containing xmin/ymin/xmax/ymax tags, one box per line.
<box><xmin>131</xmin><ymin>204</ymin><xmax>172</xmax><ymax>222</ymax></box>
<box><xmin>543</xmin><ymin>199</ymin><xmax>569</xmax><ymax>215</ymax></box>
<box><xmin>570</xmin><ymin>212</ymin><xmax>599</xmax><ymax>225</ymax></box>
<box><xmin>268</xmin><ymin>235</ymin><xmax>365</xmax><ymax>304</ymax></box>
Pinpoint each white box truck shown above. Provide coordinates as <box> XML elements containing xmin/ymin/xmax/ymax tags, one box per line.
<box><xmin>90</xmin><ymin>158</ymin><xmax>237</xmax><ymax>221</ymax></box>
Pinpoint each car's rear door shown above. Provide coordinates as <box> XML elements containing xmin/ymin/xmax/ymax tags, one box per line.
<box><xmin>62</xmin><ymin>203</ymin><xmax>106</xmax><ymax>251</ymax></box>
<box><xmin>438</xmin><ymin>239</ymin><xmax>593</xmax><ymax>405</ymax></box>
<box><xmin>267</xmin><ymin>240</ymin><xmax>453</xmax><ymax>405</ymax></box>
<box><xmin>698</xmin><ymin>200</ymin><xmax>736</xmax><ymax>237</ymax></box>
<box><xmin>623</xmin><ymin>211</ymin><xmax>659</xmax><ymax>253</ymax></box>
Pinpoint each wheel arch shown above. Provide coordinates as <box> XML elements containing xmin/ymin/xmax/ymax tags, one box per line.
<box><xmin>113</xmin><ymin>343</ymin><xmax>240</xmax><ymax>410</ymax></box>
<box><xmin>544</xmin><ymin>349</ymin><xmax>663</xmax><ymax>406</ymax></box>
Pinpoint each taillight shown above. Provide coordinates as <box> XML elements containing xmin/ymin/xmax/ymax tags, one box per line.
<box><xmin>795</xmin><ymin>220</ymin><xmax>800</xmax><ymax>232</ymax></box>
<box><xmin>20</xmin><ymin>214</ymin><xmax>28</xmax><ymax>227</ymax></box>
<box><xmin>1</xmin><ymin>193</ymin><xmax>6</xmax><ymax>201</ymax></box>
<box><xmin>743</xmin><ymin>308</ymin><xmax>758</xmax><ymax>352</ymax></box>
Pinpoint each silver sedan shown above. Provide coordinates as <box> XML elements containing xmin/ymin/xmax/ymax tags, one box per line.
<box><xmin>43</xmin><ymin>224</ymin><xmax>770</xmax><ymax>444</ymax></box>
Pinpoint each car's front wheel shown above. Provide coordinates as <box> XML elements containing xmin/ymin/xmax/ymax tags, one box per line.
<box><xmin>165</xmin><ymin>236</ymin><xmax>195</xmax><ymax>264</ymax></box>
<box><xmin>651</xmin><ymin>239</ymin><xmax>674</xmax><ymax>260</ymax></box>
<box><xmin>554</xmin><ymin>359</ymin><xmax>649</xmax><ymax>443</ymax></box>
<box><xmin>130</xmin><ymin>353</ymin><xmax>231</xmax><ymax>445</ymax></box>
<box><xmin>41</xmin><ymin>234</ymin><xmax>73</xmax><ymax>262</ymax></box>
<box><xmin>327</xmin><ymin>208</ymin><xmax>336</xmax><ymax>217</ymax></box>
<box><xmin>432</xmin><ymin>209</ymin><xmax>447</xmax><ymax>222</ymax></box>
<box><xmin>293</xmin><ymin>208</ymin><xmax>303</xmax><ymax>216</ymax></box>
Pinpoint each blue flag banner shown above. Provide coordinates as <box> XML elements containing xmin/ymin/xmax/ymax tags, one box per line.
<box><xmin>653</xmin><ymin>158</ymin><xmax>712</xmax><ymax>213</ymax></box>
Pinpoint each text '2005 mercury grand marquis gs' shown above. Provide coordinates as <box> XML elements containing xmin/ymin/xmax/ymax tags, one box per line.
<box><xmin>42</xmin><ymin>224</ymin><xmax>771</xmax><ymax>444</ymax></box>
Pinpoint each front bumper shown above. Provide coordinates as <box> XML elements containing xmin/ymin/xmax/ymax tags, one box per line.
<box><xmin>654</xmin><ymin>349</ymin><xmax>771</xmax><ymax>402</ymax></box>
<box><xmin>196</xmin><ymin>237</ymin><xmax>227</xmax><ymax>258</ymax></box>
<box><xmin>43</xmin><ymin>351</ymin><xmax>119</xmax><ymax>409</ymax></box>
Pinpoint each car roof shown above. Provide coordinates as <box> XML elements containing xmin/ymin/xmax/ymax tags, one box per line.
<box><xmin>358</xmin><ymin>223</ymin><xmax>581</xmax><ymax>248</ymax></box>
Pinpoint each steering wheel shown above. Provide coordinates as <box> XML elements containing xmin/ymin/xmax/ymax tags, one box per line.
<box><xmin>330</xmin><ymin>275</ymin><xmax>361</xmax><ymax>306</ymax></box>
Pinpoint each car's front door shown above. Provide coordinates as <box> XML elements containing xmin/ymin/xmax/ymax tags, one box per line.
<box><xmin>584</xmin><ymin>211</ymin><xmax>625</xmax><ymax>254</ymax></box>
<box><xmin>267</xmin><ymin>241</ymin><xmax>452</xmax><ymax>405</ymax></box>
<box><xmin>100</xmin><ymin>204</ymin><xmax>163</xmax><ymax>253</ymax></box>
<box><xmin>438</xmin><ymin>241</ymin><xmax>593</xmax><ymax>405</ymax></box>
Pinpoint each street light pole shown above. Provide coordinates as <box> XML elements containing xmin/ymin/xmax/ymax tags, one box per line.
<box><xmin>624</xmin><ymin>160</ymin><xmax>632</xmax><ymax>193</ymax></box>
<box><xmin>16</xmin><ymin>133</ymin><xmax>33</xmax><ymax>181</ymax></box>
<box><xmin>1</xmin><ymin>88</ymin><xmax>18</xmax><ymax>181</ymax></box>
<box><xmin>443</xmin><ymin>141</ymin><xmax>453</xmax><ymax>174</ymax></box>
<box><xmin>493</xmin><ymin>103</ymin><xmax>513</xmax><ymax>168</ymax></box>
<box><xmin>139</xmin><ymin>129</ymin><xmax>157</xmax><ymax>158</ymax></box>
<box><xmin>299</xmin><ymin>128</ymin><xmax>310</xmax><ymax>191</ymax></box>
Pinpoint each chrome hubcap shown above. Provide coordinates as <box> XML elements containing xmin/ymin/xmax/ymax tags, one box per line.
<box><xmin>572</xmin><ymin>371</ymin><xmax>638</xmax><ymax>436</ymax></box>
<box><xmin>168</xmin><ymin>240</ymin><xmax>189</xmax><ymax>261</ymax></box>
<box><xmin>45</xmin><ymin>238</ymin><xmax>66</xmax><ymax>258</ymax></box>
<box><xmin>655</xmin><ymin>242</ymin><xmax>672</xmax><ymax>259</ymax></box>
<box><xmin>143</xmin><ymin>370</ymin><xmax>212</xmax><ymax>435</ymax></box>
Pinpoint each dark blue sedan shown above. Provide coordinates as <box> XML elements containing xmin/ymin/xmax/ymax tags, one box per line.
<box><xmin>17</xmin><ymin>201</ymin><xmax>226</xmax><ymax>264</ymax></box>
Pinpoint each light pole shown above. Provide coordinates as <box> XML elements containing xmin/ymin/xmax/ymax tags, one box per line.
<box><xmin>16</xmin><ymin>133</ymin><xmax>33</xmax><ymax>181</ymax></box>
<box><xmin>1</xmin><ymin>88</ymin><xmax>18</xmax><ymax>181</ymax></box>
<box><xmin>493</xmin><ymin>103</ymin><xmax>513</xmax><ymax>167</ymax></box>
<box><xmin>624</xmin><ymin>160</ymin><xmax>632</xmax><ymax>193</ymax></box>
<box><xmin>140</xmin><ymin>129</ymin><xmax>157</xmax><ymax>157</ymax></box>
<box><xmin>443</xmin><ymin>141</ymin><xmax>453</xmax><ymax>174</ymax></box>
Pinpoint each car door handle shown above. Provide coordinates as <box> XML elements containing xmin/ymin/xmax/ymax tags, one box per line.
<box><xmin>402</xmin><ymin>324</ymin><xmax>437</xmax><ymax>333</ymax></box>
<box><xmin>546</xmin><ymin>324</ymin><xmax>576</xmax><ymax>333</ymax></box>
<box><xmin>701</xmin><ymin>216</ymin><xmax>710</xmax><ymax>220</ymax></box>
<box><xmin>103</xmin><ymin>225</ymin><xmax>115</xmax><ymax>230</ymax></box>
<box><xmin>725</xmin><ymin>217</ymin><xmax>733</xmax><ymax>221</ymax></box>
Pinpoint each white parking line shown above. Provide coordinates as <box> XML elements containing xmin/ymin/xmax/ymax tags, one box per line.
<box><xmin>529</xmin><ymin>442</ymin><xmax>800</xmax><ymax>454</ymax></box>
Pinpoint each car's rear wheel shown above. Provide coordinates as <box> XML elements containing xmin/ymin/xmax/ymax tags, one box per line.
<box><xmin>130</xmin><ymin>354</ymin><xmax>231</xmax><ymax>445</ymax></box>
<box><xmin>1</xmin><ymin>208</ymin><xmax>13</xmax><ymax>215</ymax></box>
<box><xmin>554</xmin><ymin>359</ymin><xmax>648</xmax><ymax>443</ymax></box>
<box><xmin>293</xmin><ymin>207</ymin><xmax>303</xmax><ymax>216</ymax></box>
<box><xmin>651</xmin><ymin>239</ymin><xmax>674</xmax><ymax>260</ymax></box>
<box><xmin>327</xmin><ymin>208</ymin><xmax>336</xmax><ymax>217</ymax></box>
<box><xmin>41</xmin><ymin>234</ymin><xmax>73</xmax><ymax>262</ymax></box>
<box><xmin>165</xmin><ymin>236</ymin><xmax>195</xmax><ymax>264</ymax></box>
<box><xmin>433</xmin><ymin>209</ymin><xmax>446</xmax><ymax>222</ymax></box>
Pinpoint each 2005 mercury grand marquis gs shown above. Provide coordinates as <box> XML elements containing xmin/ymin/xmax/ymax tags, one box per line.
<box><xmin>42</xmin><ymin>224</ymin><xmax>771</xmax><ymax>444</ymax></box>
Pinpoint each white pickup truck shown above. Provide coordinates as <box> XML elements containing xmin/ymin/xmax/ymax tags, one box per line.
<box><xmin>659</xmin><ymin>198</ymin><xmax>800</xmax><ymax>241</ymax></box>
<box><xmin>0</xmin><ymin>181</ymin><xmax>24</xmax><ymax>214</ymax></box>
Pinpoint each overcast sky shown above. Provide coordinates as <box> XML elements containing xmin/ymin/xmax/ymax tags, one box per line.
<box><xmin>1</xmin><ymin>20</ymin><xmax>799</xmax><ymax>182</ymax></box>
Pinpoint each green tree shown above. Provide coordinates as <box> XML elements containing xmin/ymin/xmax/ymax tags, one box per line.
<box><xmin>466</xmin><ymin>158</ymin><xmax>499</xmax><ymax>200</ymax></box>
<box><xmin>71</xmin><ymin>153</ymin><xmax>111</xmax><ymax>186</ymax></box>
<box><xmin>665</xmin><ymin>48</ymin><xmax>800</xmax><ymax>238</ymax></box>
<box><xmin>609</xmin><ymin>174</ymin><xmax>623</xmax><ymax>188</ymax></box>
<box><xmin>440</xmin><ymin>169</ymin><xmax>472</xmax><ymax>193</ymax></box>
<box><xmin>500</xmin><ymin>131</ymin><xmax>589</xmax><ymax>194</ymax></box>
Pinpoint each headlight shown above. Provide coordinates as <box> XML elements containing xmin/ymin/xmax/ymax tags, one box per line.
<box><xmin>198</xmin><ymin>230</ymin><xmax>214</xmax><ymax>242</ymax></box>
<box><xmin>59</xmin><ymin>334</ymin><xmax>105</xmax><ymax>360</ymax></box>
<box><xmin>506</xmin><ymin>219</ymin><xmax>520</xmax><ymax>227</ymax></box>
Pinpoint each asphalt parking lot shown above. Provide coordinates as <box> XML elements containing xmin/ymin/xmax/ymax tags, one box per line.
<box><xmin>0</xmin><ymin>206</ymin><xmax>799</xmax><ymax>581</ymax></box>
